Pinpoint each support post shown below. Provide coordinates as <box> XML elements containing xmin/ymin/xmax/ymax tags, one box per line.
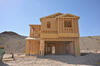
<box><xmin>74</xmin><ymin>38</ymin><xmax>80</xmax><ymax>56</ymax></box>
<box><xmin>40</xmin><ymin>40</ymin><xmax>45</xmax><ymax>56</ymax></box>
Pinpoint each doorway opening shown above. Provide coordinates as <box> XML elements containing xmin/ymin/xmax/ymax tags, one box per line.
<box><xmin>45</xmin><ymin>41</ymin><xmax>74</xmax><ymax>55</ymax></box>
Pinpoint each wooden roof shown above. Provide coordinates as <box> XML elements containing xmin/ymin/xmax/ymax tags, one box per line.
<box><xmin>56</xmin><ymin>13</ymin><xmax>80</xmax><ymax>18</ymax></box>
<box><xmin>29</xmin><ymin>24</ymin><xmax>41</xmax><ymax>27</ymax></box>
<box><xmin>40</xmin><ymin>13</ymin><xmax>80</xmax><ymax>19</ymax></box>
<box><xmin>40</xmin><ymin>13</ymin><xmax>63</xmax><ymax>19</ymax></box>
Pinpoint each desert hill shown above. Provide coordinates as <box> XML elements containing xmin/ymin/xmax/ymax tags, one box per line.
<box><xmin>0</xmin><ymin>31</ymin><xmax>26</xmax><ymax>53</ymax></box>
<box><xmin>80</xmin><ymin>36</ymin><xmax>100</xmax><ymax>50</ymax></box>
<box><xmin>0</xmin><ymin>31</ymin><xmax>100</xmax><ymax>53</ymax></box>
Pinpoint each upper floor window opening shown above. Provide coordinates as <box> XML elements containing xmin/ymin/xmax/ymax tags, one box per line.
<box><xmin>47</xmin><ymin>21</ymin><xmax>51</xmax><ymax>28</ymax></box>
<box><xmin>64</xmin><ymin>20</ymin><xmax>72</xmax><ymax>27</ymax></box>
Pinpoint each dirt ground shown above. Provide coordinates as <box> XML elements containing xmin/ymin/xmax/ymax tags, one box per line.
<box><xmin>1</xmin><ymin>52</ymin><xmax>100</xmax><ymax>66</ymax></box>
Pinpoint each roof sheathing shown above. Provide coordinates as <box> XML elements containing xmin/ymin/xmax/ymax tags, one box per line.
<box><xmin>56</xmin><ymin>13</ymin><xmax>80</xmax><ymax>18</ymax></box>
<box><xmin>40</xmin><ymin>13</ymin><xmax>63</xmax><ymax>19</ymax></box>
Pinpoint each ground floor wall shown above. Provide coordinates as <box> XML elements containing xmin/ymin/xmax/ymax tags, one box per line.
<box><xmin>40</xmin><ymin>37</ymin><xmax>80</xmax><ymax>56</ymax></box>
<box><xmin>25</xmin><ymin>37</ymin><xmax>80</xmax><ymax>56</ymax></box>
<box><xmin>25</xmin><ymin>39</ymin><xmax>40</xmax><ymax>55</ymax></box>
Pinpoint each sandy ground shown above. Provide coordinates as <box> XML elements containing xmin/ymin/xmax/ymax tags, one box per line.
<box><xmin>1</xmin><ymin>53</ymin><xmax>100</xmax><ymax>66</ymax></box>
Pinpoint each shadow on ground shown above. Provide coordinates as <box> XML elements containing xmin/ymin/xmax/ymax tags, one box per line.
<box><xmin>38</xmin><ymin>53</ymin><xmax>100</xmax><ymax>66</ymax></box>
<box><xmin>0</xmin><ymin>61</ymin><xmax>9</xmax><ymax>66</ymax></box>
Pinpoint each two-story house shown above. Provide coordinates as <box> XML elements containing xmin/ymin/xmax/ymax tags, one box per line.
<box><xmin>26</xmin><ymin>13</ymin><xmax>80</xmax><ymax>56</ymax></box>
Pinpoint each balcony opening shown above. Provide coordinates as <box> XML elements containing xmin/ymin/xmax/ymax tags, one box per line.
<box><xmin>64</xmin><ymin>20</ymin><xmax>72</xmax><ymax>27</ymax></box>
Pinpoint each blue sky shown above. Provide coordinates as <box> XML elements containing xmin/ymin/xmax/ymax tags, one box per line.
<box><xmin>0</xmin><ymin>0</ymin><xmax>100</xmax><ymax>37</ymax></box>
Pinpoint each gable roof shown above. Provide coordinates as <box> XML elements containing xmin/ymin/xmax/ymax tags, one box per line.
<box><xmin>40</xmin><ymin>13</ymin><xmax>63</xmax><ymax>19</ymax></box>
<box><xmin>56</xmin><ymin>13</ymin><xmax>80</xmax><ymax>18</ymax></box>
<box><xmin>40</xmin><ymin>13</ymin><xmax>80</xmax><ymax>20</ymax></box>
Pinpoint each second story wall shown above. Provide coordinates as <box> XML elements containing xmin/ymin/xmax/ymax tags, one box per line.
<box><xmin>40</xmin><ymin>13</ymin><xmax>80</xmax><ymax>39</ymax></box>
<box><xmin>57</xmin><ymin>18</ymin><xmax>79</xmax><ymax>34</ymax></box>
<box><xmin>30</xmin><ymin>25</ymin><xmax>41</xmax><ymax>38</ymax></box>
<box><xmin>41</xmin><ymin>18</ymin><xmax>58</xmax><ymax>33</ymax></box>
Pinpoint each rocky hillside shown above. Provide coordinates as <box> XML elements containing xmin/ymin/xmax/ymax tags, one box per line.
<box><xmin>80</xmin><ymin>36</ymin><xmax>100</xmax><ymax>50</ymax></box>
<box><xmin>0</xmin><ymin>31</ymin><xmax>100</xmax><ymax>53</ymax></box>
<box><xmin>0</xmin><ymin>31</ymin><xmax>26</xmax><ymax>53</ymax></box>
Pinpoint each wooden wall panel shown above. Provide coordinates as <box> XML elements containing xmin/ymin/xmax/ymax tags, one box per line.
<box><xmin>41</xmin><ymin>18</ymin><xmax>57</xmax><ymax>33</ymax></box>
<box><xmin>26</xmin><ymin>40</ymin><xmax>30</xmax><ymax>55</ymax></box>
<box><xmin>26</xmin><ymin>39</ymin><xmax>40</xmax><ymax>55</ymax></box>
<box><xmin>40</xmin><ymin>40</ymin><xmax>45</xmax><ymax>56</ymax></box>
<box><xmin>30</xmin><ymin>25</ymin><xmax>41</xmax><ymax>38</ymax></box>
<box><xmin>74</xmin><ymin>38</ymin><xmax>80</xmax><ymax>56</ymax></box>
<box><xmin>26</xmin><ymin>40</ymin><xmax>31</xmax><ymax>55</ymax></box>
<box><xmin>41</xmin><ymin>33</ymin><xmax>79</xmax><ymax>39</ymax></box>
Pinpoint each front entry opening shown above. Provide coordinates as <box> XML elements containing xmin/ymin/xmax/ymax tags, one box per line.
<box><xmin>52</xmin><ymin>46</ymin><xmax>55</xmax><ymax>54</ymax></box>
<box><xmin>45</xmin><ymin>41</ymin><xmax>74</xmax><ymax>55</ymax></box>
<box><xmin>46</xmin><ymin>44</ymin><xmax>55</xmax><ymax>55</ymax></box>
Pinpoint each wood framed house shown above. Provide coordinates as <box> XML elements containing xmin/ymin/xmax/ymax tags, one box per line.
<box><xmin>26</xmin><ymin>13</ymin><xmax>80</xmax><ymax>56</ymax></box>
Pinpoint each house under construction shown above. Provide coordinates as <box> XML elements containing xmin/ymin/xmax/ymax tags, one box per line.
<box><xmin>26</xmin><ymin>13</ymin><xmax>80</xmax><ymax>56</ymax></box>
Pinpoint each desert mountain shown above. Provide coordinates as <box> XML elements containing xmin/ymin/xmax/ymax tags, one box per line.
<box><xmin>80</xmin><ymin>36</ymin><xmax>100</xmax><ymax>50</ymax></box>
<box><xmin>0</xmin><ymin>31</ymin><xmax>100</xmax><ymax>53</ymax></box>
<box><xmin>0</xmin><ymin>31</ymin><xmax>26</xmax><ymax>53</ymax></box>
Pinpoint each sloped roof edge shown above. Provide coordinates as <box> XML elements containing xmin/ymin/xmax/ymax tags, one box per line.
<box><xmin>40</xmin><ymin>12</ymin><xmax>63</xmax><ymax>19</ymax></box>
<box><xmin>56</xmin><ymin>13</ymin><xmax>80</xmax><ymax>18</ymax></box>
<box><xmin>40</xmin><ymin>13</ymin><xmax>80</xmax><ymax>20</ymax></box>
